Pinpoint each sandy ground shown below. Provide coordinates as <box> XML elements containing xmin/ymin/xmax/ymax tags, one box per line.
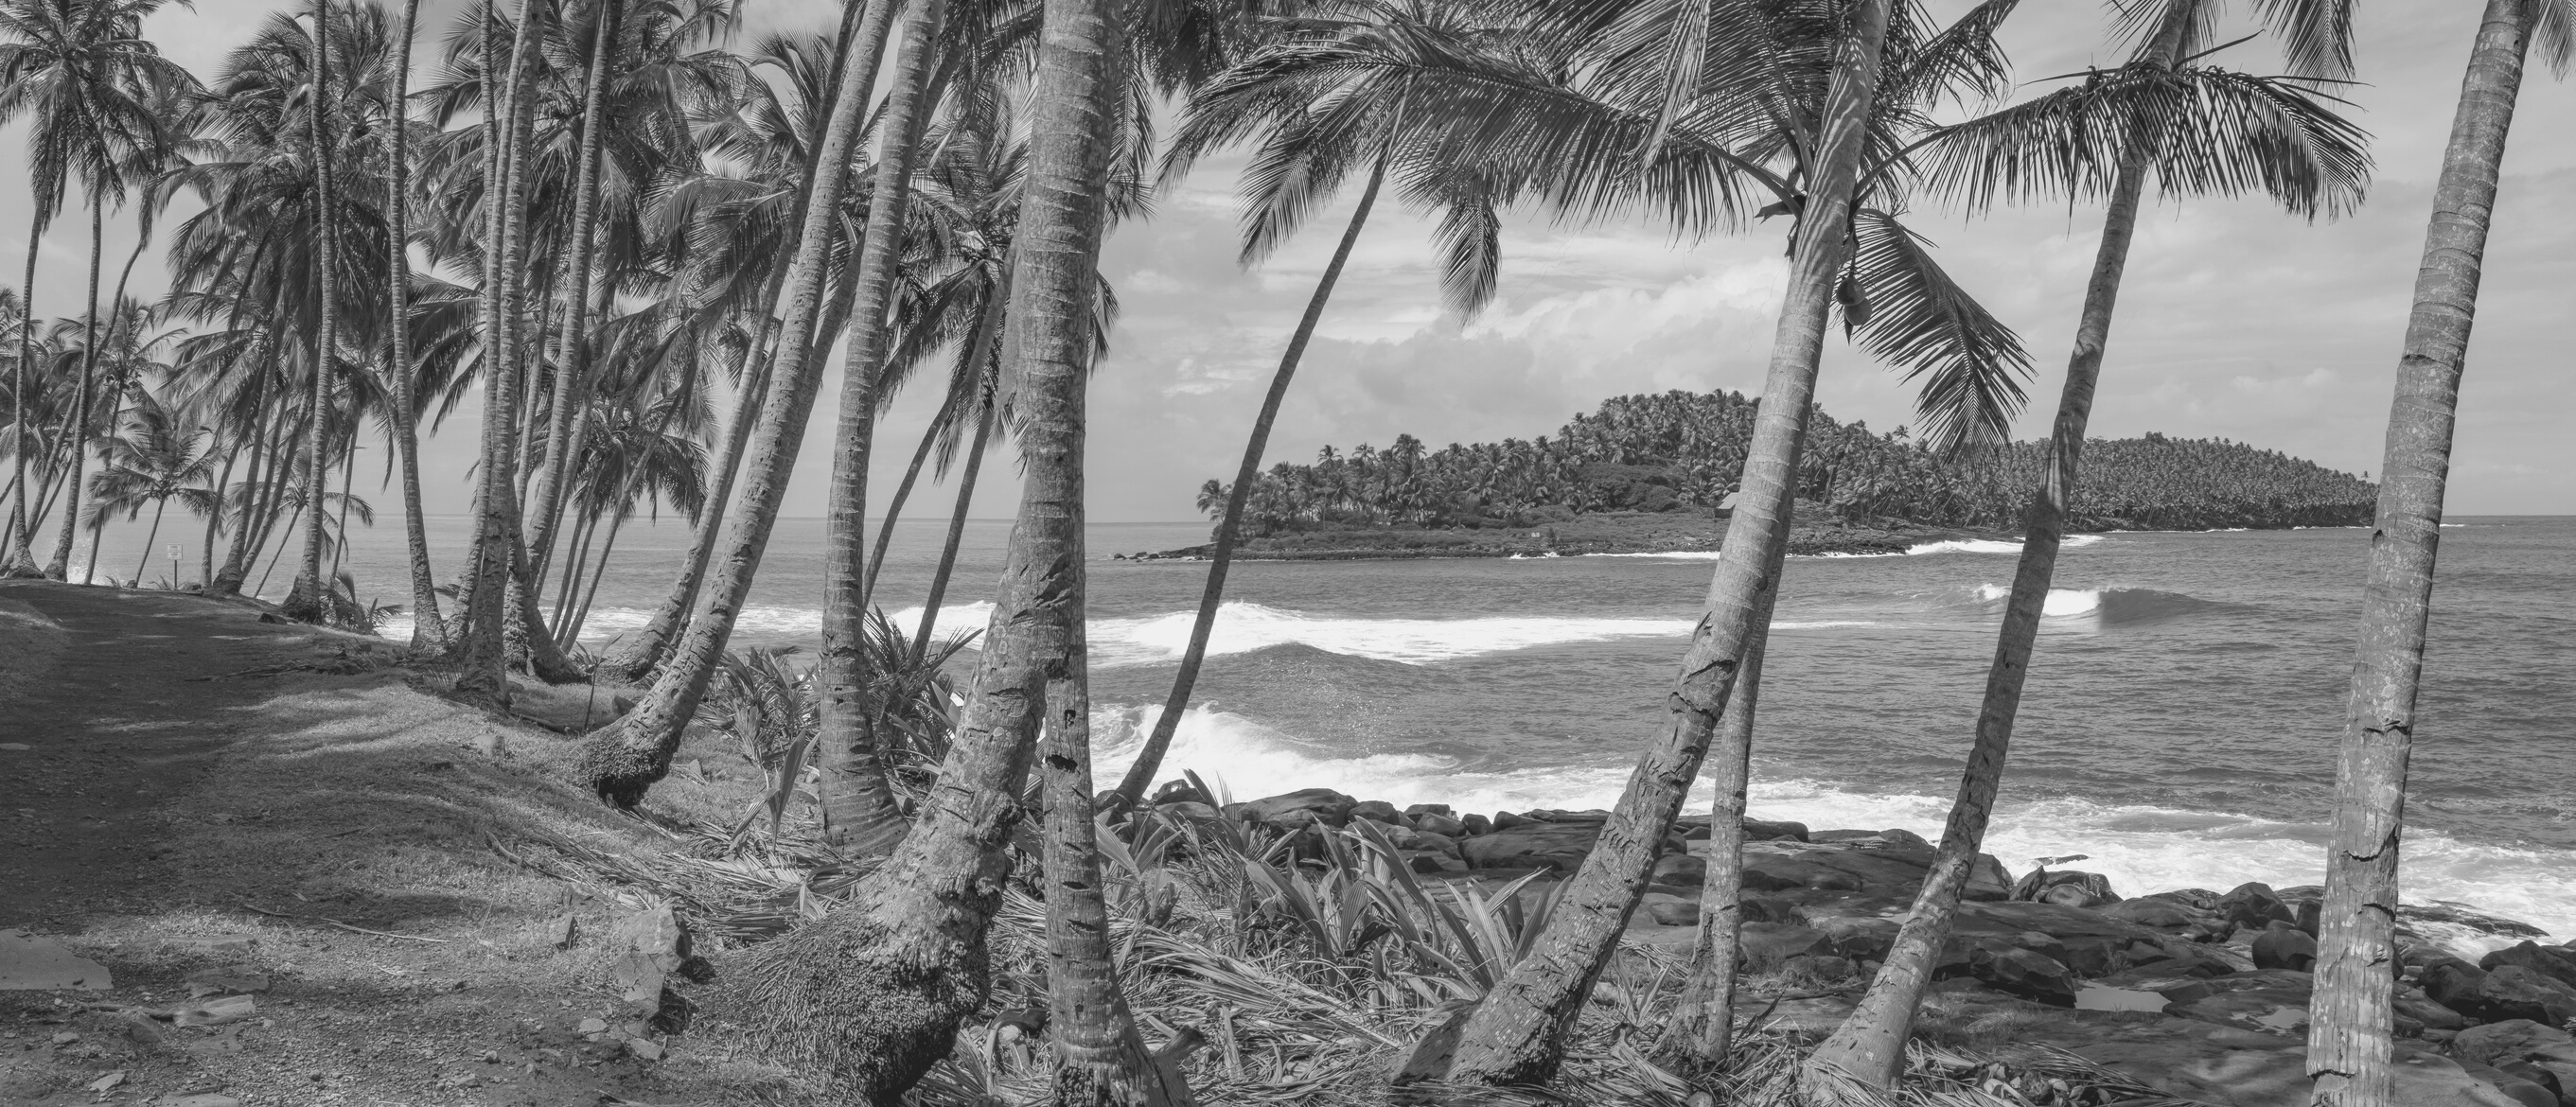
<box><xmin>0</xmin><ymin>582</ymin><xmax>808</xmax><ymax>1107</ymax></box>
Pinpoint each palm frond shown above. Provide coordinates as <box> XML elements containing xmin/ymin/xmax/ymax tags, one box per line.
<box><xmin>1839</xmin><ymin>208</ymin><xmax>2031</xmax><ymax>455</ymax></box>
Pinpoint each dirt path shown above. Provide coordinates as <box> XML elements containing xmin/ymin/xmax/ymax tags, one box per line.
<box><xmin>0</xmin><ymin>583</ymin><xmax>794</xmax><ymax>1107</ymax></box>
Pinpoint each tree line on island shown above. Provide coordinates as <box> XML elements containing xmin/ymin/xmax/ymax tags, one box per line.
<box><xmin>1196</xmin><ymin>389</ymin><xmax>2383</xmax><ymax>537</ymax></box>
<box><xmin>0</xmin><ymin>0</ymin><xmax>2562</xmax><ymax>1101</ymax></box>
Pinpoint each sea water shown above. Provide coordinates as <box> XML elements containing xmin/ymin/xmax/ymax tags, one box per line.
<box><xmin>305</xmin><ymin>514</ymin><xmax>2576</xmax><ymax>937</ymax></box>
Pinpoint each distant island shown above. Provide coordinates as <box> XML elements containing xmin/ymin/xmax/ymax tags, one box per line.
<box><xmin>1133</xmin><ymin>390</ymin><xmax>2378</xmax><ymax>560</ymax></box>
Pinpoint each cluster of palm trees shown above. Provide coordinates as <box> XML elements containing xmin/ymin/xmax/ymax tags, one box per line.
<box><xmin>1202</xmin><ymin>388</ymin><xmax>2381</xmax><ymax>535</ymax></box>
<box><xmin>0</xmin><ymin>0</ymin><xmax>2560</xmax><ymax>1100</ymax></box>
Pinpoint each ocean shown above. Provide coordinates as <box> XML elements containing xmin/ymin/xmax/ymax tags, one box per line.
<box><xmin>95</xmin><ymin>511</ymin><xmax>2576</xmax><ymax>937</ymax></box>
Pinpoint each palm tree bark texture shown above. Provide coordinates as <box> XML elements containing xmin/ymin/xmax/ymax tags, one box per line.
<box><xmin>2310</xmin><ymin>1</ymin><xmax>2545</xmax><ymax>1103</ymax></box>
<box><xmin>577</xmin><ymin>0</ymin><xmax>901</xmax><ymax>807</ymax></box>
<box><xmin>283</xmin><ymin>0</ymin><xmax>341</xmax><ymax>620</ymax></box>
<box><xmin>815</xmin><ymin>0</ymin><xmax>949</xmax><ymax>858</ymax></box>
<box><xmin>1394</xmin><ymin>0</ymin><xmax>1894</xmax><ymax>1087</ymax></box>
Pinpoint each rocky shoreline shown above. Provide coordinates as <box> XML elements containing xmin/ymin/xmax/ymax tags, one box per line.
<box><xmin>1153</xmin><ymin>783</ymin><xmax>2576</xmax><ymax>1107</ymax></box>
<box><xmin>1119</xmin><ymin>510</ymin><xmax>1989</xmax><ymax>562</ymax></box>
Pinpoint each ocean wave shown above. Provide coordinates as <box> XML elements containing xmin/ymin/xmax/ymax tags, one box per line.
<box><xmin>1909</xmin><ymin>534</ymin><xmax>2108</xmax><ymax>556</ymax></box>
<box><xmin>1968</xmin><ymin>584</ymin><xmax>2220</xmax><ymax>624</ymax></box>
<box><xmin>1092</xmin><ymin>704</ymin><xmax>2573</xmax><ymax>945</ymax></box>
<box><xmin>1082</xmin><ymin>602</ymin><xmax>1693</xmax><ymax>666</ymax></box>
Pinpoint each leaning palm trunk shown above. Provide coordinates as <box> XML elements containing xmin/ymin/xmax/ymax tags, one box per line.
<box><xmin>387</xmin><ymin>0</ymin><xmax>442</xmax><ymax>651</ymax></box>
<box><xmin>578</xmin><ymin>0</ymin><xmax>902</xmax><ymax>806</ymax></box>
<box><xmin>2309</xmin><ymin>2</ymin><xmax>2537</xmax><ymax>1103</ymax></box>
<box><xmin>730</xmin><ymin>0</ymin><xmax>1156</xmax><ymax>1095</ymax></box>
<box><xmin>522</xmin><ymin>0</ymin><xmax>624</xmax><ymax>589</ymax></box>
<box><xmin>1397</xmin><ymin>0</ymin><xmax>1893</xmax><ymax>1087</ymax></box>
<box><xmin>43</xmin><ymin>206</ymin><xmax>106</xmax><ymax>580</ymax></box>
<box><xmin>595</xmin><ymin>307</ymin><xmax>777</xmax><ymax>683</ymax></box>
<box><xmin>912</xmin><ymin>372</ymin><xmax>996</xmax><ymax>662</ymax></box>
<box><xmin>5</xmin><ymin>214</ymin><xmax>42</xmax><ymax>575</ymax></box>
<box><xmin>858</xmin><ymin>407</ymin><xmax>944</xmax><ymax>610</ymax></box>
<box><xmin>285</xmin><ymin>0</ymin><xmax>342</xmax><ymax>620</ymax></box>
<box><xmin>816</xmin><ymin>0</ymin><xmax>949</xmax><ymax>857</ymax></box>
<box><xmin>1114</xmin><ymin>155</ymin><xmax>1385</xmax><ymax>805</ymax></box>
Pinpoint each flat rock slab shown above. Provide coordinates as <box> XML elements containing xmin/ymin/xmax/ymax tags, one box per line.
<box><xmin>2016</xmin><ymin>1011</ymin><xmax>2535</xmax><ymax>1107</ymax></box>
<box><xmin>0</xmin><ymin>928</ymin><xmax>112</xmax><ymax>990</ymax></box>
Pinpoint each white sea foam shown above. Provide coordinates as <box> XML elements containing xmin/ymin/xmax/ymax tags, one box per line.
<box><xmin>1583</xmin><ymin>550</ymin><xmax>1724</xmax><ymax>560</ymax></box>
<box><xmin>1082</xmin><ymin>602</ymin><xmax>1694</xmax><ymax>666</ymax></box>
<box><xmin>1909</xmin><ymin>534</ymin><xmax>2107</xmax><ymax>556</ymax></box>
<box><xmin>1973</xmin><ymin>583</ymin><xmax>2110</xmax><ymax>617</ymax></box>
<box><xmin>1095</xmin><ymin>704</ymin><xmax>2576</xmax><ymax>944</ymax></box>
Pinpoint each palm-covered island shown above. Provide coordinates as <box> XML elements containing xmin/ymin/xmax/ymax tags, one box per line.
<box><xmin>0</xmin><ymin>0</ymin><xmax>2565</xmax><ymax>1102</ymax></box>
<box><xmin>1139</xmin><ymin>390</ymin><xmax>2378</xmax><ymax>560</ymax></box>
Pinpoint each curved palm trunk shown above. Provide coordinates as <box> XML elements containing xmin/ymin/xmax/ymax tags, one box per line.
<box><xmin>1398</xmin><ymin>1</ymin><xmax>1892</xmax><ymax>1088</ymax></box>
<box><xmin>5</xmin><ymin>213</ymin><xmax>42</xmax><ymax>576</ymax></box>
<box><xmin>2309</xmin><ymin>3</ymin><xmax>2532</xmax><ymax>1104</ymax></box>
<box><xmin>730</xmin><ymin>0</ymin><xmax>1156</xmax><ymax>1093</ymax></box>
<box><xmin>1115</xmin><ymin>155</ymin><xmax>1384</xmax><ymax>805</ymax></box>
<box><xmin>388</xmin><ymin>0</ymin><xmax>442</xmax><ymax>651</ymax></box>
<box><xmin>577</xmin><ymin>0</ymin><xmax>902</xmax><ymax>806</ymax></box>
<box><xmin>132</xmin><ymin>499</ymin><xmax>168</xmax><ymax>586</ymax></box>
<box><xmin>594</xmin><ymin>309</ymin><xmax>776</xmax><ymax>682</ymax></box>
<box><xmin>286</xmin><ymin>0</ymin><xmax>342</xmax><ymax>621</ymax></box>
<box><xmin>911</xmin><ymin>377</ymin><xmax>994</xmax><ymax>662</ymax></box>
<box><xmin>522</xmin><ymin>0</ymin><xmax>624</xmax><ymax>588</ymax></box>
<box><xmin>857</xmin><ymin>406</ymin><xmax>945</xmax><ymax>610</ymax></box>
<box><xmin>564</xmin><ymin>511</ymin><xmax>622</xmax><ymax>647</ymax></box>
<box><xmin>1809</xmin><ymin>14</ymin><xmax>2194</xmax><ymax>1088</ymax></box>
<box><xmin>816</xmin><ymin>0</ymin><xmax>950</xmax><ymax>857</ymax></box>
<box><xmin>43</xmin><ymin>205</ymin><xmax>106</xmax><ymax>581</ymax></box>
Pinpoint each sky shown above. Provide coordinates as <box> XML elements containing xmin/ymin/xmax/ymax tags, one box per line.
<box><xmin>9</xmin><ymin>0</ymin><xmax>2571</xmax><ymax>524</ymax></box>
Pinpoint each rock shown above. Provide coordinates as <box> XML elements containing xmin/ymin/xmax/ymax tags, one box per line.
<box><xmin>1349</xmin><ymin>800</ymin><xmax>1406</xmax><ymax>826</ymax></box>
<box><xmin>577</xmin><ymin>1017</ymin><xmax>609</xmax><ymax>1033</ymax></box>
<box><xmin>1875</xmin><ymin>827</ymin><xmax>1932</xmax><ymax>851</ymax></box>
<box><xmin>1413</xmin><ymin>814</ymin><xmax>1467</xmax><ymax>836</ymax></box>
<box><xmin>2496</xmin><ymin>1063</ymin><xmax>2561</xmax><ymax>1104</ymax></box>
<box><xmin>1746</xmin><ymin>818</ymin><xmax>1809</xmax><ymax>842</ymax></box>
<box><xmin>1738</xmin><ymin>922</ymin><xmax>1832</xmax><ymax>969</ymax></box>
<box><xmin>167</xmin><ymin>934</ymin><xmax>258</xmax><ymax>957</ymax></box>
<box><xmin>2251</xmin><ymin>926</ymin><xmax>2319</xmax><ymax>972</ymax></box>
<box><xmin>1740</xmin><ymin>897</ymin><xmax>1801</xmax><ymax>924</ymax></box>
<box><xmin>171</xmin><ymin>995</ymin><xmax>256</xmax><ymax>1027</ymax></box>
<box><xmin>2481</xmin><ymin>941</ymin><xmax>2576</xmax><ymax>992</ymax></box>
<box><xmin>1809</xmin><ymin>829</ymin><xmax>1881</xmax><ymax>842</ymax></box>
<box><xmin>2216</xmin><ymin>883</ymin><xmax>2298</xmax><ymax>936</ymax></box>
<box><xmin>2450</xmin><ymin>1057</ymin><xmax>2559</xmax><ymax>1107</ymax></box>
<box><xmin>1739</xmin><ymin>855</ymin><xmax>1864</xmax><ymax>892</ymax></box>
<box><xmin>2395</xmin><ymin>992</ymin><xmax>2469</xmax><ymax>1032</ymax></box>
<box><xmin>1459</xmin><ymin>820</ymin><xmax>1602</xmax><ymax>872</ymax></box>
<box><xmin>1651</xmin><ymin>853</ymin><xmax>1705</xmax><ymax>887</ymax></box>
<box><xmin>1646</xmin><ymin>901</ymin><xmax>1700</xmax><ymax>927</ymax></box>
<box><xmin>1</xmin><ymin>929</ymin><xmax>114</xmax><ymax>990</ymax></box>
<box><xmin>2161</xmin><ymin>970</ymin><xmax>2316</xmax><ymax>1035</ymax></box>
<box><xmin>2104</xmin><ymin>898</ymin><xmax>2206</xmax><ymax>930</ymax></box>
<box><xmin>1229</xmin><ymin>789</ymin><xmax>1358</xmax><ymax>829</ymax></box>
<box><xmin>1971</xmin><ymin>941</ymin><xmax>2078</xmax><ymax>1004</ymax></box>
<box><xmin>1784</xmin><ymin>954</ymin><xmax>1855</xmax><ymax>982</ymax></box>
<box><xmin>1458</xmin><ymin>814</ymin><xmax>1491</xmax><ymax>836</ymax></box>
<box><xmin>1161</xmin><ymin>801</ymin><xmax>1219</xmax><ymax>820</ymax></box>
<box><xmin>2041</xmin><ymin>881</ymin><xmax>2119</xmax><ymax>909</ymax></box>
<box><xmin>1489</xmin><ymin>811</ymin><xmax>1527</xmax><ymax>831</ymax></box>
<box><xmin>1965</xmin><ymin>853</ymin><xmax>2015</xmax><ymax>902</ymax></box>
<box><xmin>626</xmin><ymin>1038</ymin><xmax>663</xmax><ymax>1061</ymax></box>
<box><xmin>1400</xmin><ymin>830</ymin><xmax>1462</xmax><ymax>857</ymax></box>
<box><xmin>1151</xmin><ymin>781</ymin><xmax>1211</xmax><ymax>807</ymax></box>
<box><xmin>2451</xmin><ymin>1019</ymin><xmax>2576</xmax><ymax>1095</ymax></box>
<box><xmin>612</xmin><ymin>905</ymin><xmax>689</xmax><ymax>973</ymax></box>
<box><xmin>158</xmin><ymin>1097</ymin><xmax>243</xmax><ymax>1107</ymax></box>
<box><xmin>2024</xmin><ymin>1014</ymin><xmax>2535</xmax><ymax>1107</ymax></box>
<box><xmin>1812</xmin><ymin>916</ymin><xmax>1900</xmax><ymax>962</ymax></box>
<box><xmin>1403</xmin><ymin>803</ymin><xmax>1452</xmax><ymax>817</ymax></box>
<box><xmin>2016</xmin><ymin>869</ymin><xmax>2123</xmax><ymax>907</ymax></box>
<box><xmin>87</xmin><ymin>1072</ymin><xmax>126</xmax><ymax>1093</ymax></box>
<box><xmin>2431</xmin><ymin>963</ymin><xmax>2576</xmax><ymax>1026</ymax></box>
<box><xmin>183</xmin><ymin>968</ymin><xmax>272</xmax><ymax>997</ymax></box>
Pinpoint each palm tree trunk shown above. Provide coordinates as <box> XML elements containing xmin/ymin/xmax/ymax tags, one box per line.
<box><xmin>730</xmin><ymin>0</ymin><xmax>1160</xmax><ymax>1092</ymax></box>
<box><xmin>210</xmin><ymin>326</ymin><xmax>280</xmax><ymax>594</ymax></box>
<box><xmin>1399</xmin><ymin>0</ymin><xmax>1893</xmax><ymax>1088</ymax></box>
<box><xmin>2310</xmin><ymin>3</ymin><xmax>2532</xmax><ymax>1103</ymax></box>
<box><xmin>595</xmin><ymin>308</ymin><xmax>775</xmax><ymax>682</ymax></box>
<box><xmin>552</xmin><ymin>506</ymin><xmax>594</xmax><ymax>625</ymax></box>
<box><xmin>44</xmin><ymin>205</ymin><xmax>106</xmax><ymax>580</ymax></box>
<box><xmin>816</xmin><ymin>0</ymin><xmax>949</xmax><ymax>857</ymax></box>
<box><xmin>134</xmin><ymin>498</ymin><xmax>168</xmax><ymax>586</ymax></box>
<box><xmin>199</xmin><ymin>443</ymin><xmax>233</xmax><ymax>589</ymax></box>
<box><xmin>1809</xmin><ymin>13</ymin><xmax>2194</xmax><ymax>1087</ymax></box>
<box><xmin>387</xmin><ymin>0</ymin><xmax>442</xmax><ymax>650</ymax></box>
<box><xmin>577</xmin><ymin>0</ymin><xmax>902</xmax><ymax>805</ymax></box>
<box><xmin>1115</xmin><ymin>154</ymin><xmax>1385</xmax><ymax>804</ymax></box>
<box><xmin>5</xmin><ymin>210</ymin><xmax>43</xmax><ymax>576</ymax></box>
<box><xmin>523</xmin><ymin>0</ymin><xmax>624</xmax><ymax>589</ymax></box>
<box><xmin>1653</xmin><ymin>584</ymin><xmax>1782</xmax><ymax>1064</ymax></box>
<box><xmin>911</xmin><ymin>373</ymin><xmax>994</xmax><ymax>663</ymax></box>
<box><xmin>286</xmin><ymin>0</ymin><xmax>342</xmax><ymax>621</ymax></box>
<box><xmin>565</xmin><ymin>510</ymin><xmax>621</xmax><ymax>647</ymax></box>
<box><xmin>857</xmin><ymin>405</ymin><xmax>945</xmax><ymax>611</ymax></box>
<box><xmin>255</xmin><ymin>500</ymin><xmax>306</xmax><ymax>599</ymax></box>
<box><xmin>327</xmin><ymin>433</ymin><xmax>357</xmax><ymax>585</ymax></box>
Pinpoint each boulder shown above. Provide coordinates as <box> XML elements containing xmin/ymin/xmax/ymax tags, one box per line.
<box><xmin>1651</xmin><ymin>853</ymin><xmax>1706</xmax><ymax>887</ymax></box>
<box><xmin>1788</xmin><ymin>845</ymin><xmax>1933</xmax><ymax>889</ymax></box>
<box><xmin>1228</xmin><ymin>789</ymin><xmax>1357</xmax><ymax>829</ymax></box>
<box><xmin>2429</xmin><ymin>963</ymin><xmax>2576</xmax><ymax>1026</ymax></box>
<box><xmin>2104</xmin><ymin>898</ymin><xmax>2207</xmax><ymax>930</ymax></box>
<box><xmin>1458</xmin><ymin>814</ymin><xmax>1491</xmax><ymax>836</ymax></box>
<box><xmin>1971</xmin><ymin>941</ymin><xmax>2078</xmax><ymax>1004</ymax></box>
<box><xmin>1459</xmin><ymin>820</ymin><xmax>1602</xmax><ymax>872</ymax></box>
<box><xmin>1489</xmin><ymin>811</ymin><xmax>1528</xmax><ymax>832</ymax></box>
<box><xmin>1739</xmin><ymin>897</ymin><xmax>1802</xmax><ymax>925</ymax></box>
<box><xmin>2449</xmin><ymin>1057</ymin><xmax>2561</xmax><ymax>1107</ymax></box>
<box><xmin>2216</xmin><ymin>883</ymin><xmax>2299</xmax><ymax>936</ymax></box>
<box><xmin>2161</xmin><ymin>970</ymin><xmax>2316</xmax><ymax>1035</ymax></box>
<box><xmin>2252</xmin><ymin>926</ymin><xmax>2319</xmax><ymax>972</ymax></box>
<box><xmin>1812</xmin><ymin>916</ymin><xmax>1901</xmax><ymax>962</ymax></box>
<box><xmin>1349</xmin><ymin>800</ymin><xmax>1407</xmax><ymax>826</ymax></box>
<box><xmin>1150</xmin><ymin>781</ymin><xmax>1211</xmax><ymax>807</ymax></box>
<box><xmin>1645</xmin><ymin>901</ymin><xmax>1700</xmax><ymax>927</ymax></box>
<box><xmin>1783</xmin><ymin>954</ymin><xmax>1856</xmax><ymax>983</ymax></box>
<box><xmin>1738</xmin><ymin>922</ymin><xmax>1832</xmax><ymax>969</ymax></box>
<box><xmin>1964</xmin><ymin>853</ymin><xmax>2015</xmax><ymax>902</ymax></box>
<box><xmin>2495</xmin><ymin>1063</ymin><xmax>2561</xmax><ymax>1105</ymax></box>
<box><xmin>2481</xmin><ymin>941</ymin><xmax>2576</xmax><ymax>993</ymax></box>
<box><xmin>2395</xmin><ymin>991</ymin><xmax>2468</xmax><ymax>1033</ymax></box>
<box><xmin>1746</xmin><ymin>818</ymin><xmax>1809</xmax><ymax>842</ymax></box>
<box><xmin>1403</xmin><ymin>803</ymin><xmax>1453</xmax><ymax>818</ymax></box>
<box><xmin>2023</xmin><ymin>1014</ymin><xmax>2546</xmax><ymax>1107</ymax></box>
<box><xmin>2451</xmin><ymin>1019</ymin><xmax>2576</xmax><ymax>1095</ymax></box>
<box><xmin>1414</xmin><ymin>814</ymin><xmax>1467</xmax><ymax>837</ymax></box>
<box><xmin>1739</xmin><ymin>855</ymin><xmax>1865</xmax><ymax>892</ymax></box>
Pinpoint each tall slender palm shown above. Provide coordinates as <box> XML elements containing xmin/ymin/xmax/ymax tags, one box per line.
<box><xmin>579</xmin><ymin>0</ymin><xmax>903</xmax><ymax>804</ymax></box>
<box><xmin>1808</xmin><ymin>1</ymin><xmax>2370</xmax><ymax>1086</ymax></box>
<box><xmin>379</xmin><ymin>0</ymin><xmax>440</xmax><ymax>649</ymax></box>
<box><xmin>282</xmin><ymin>0</ymin><xmax>344</xmax><ymax>622</ymax></box>
<box><xmin>2311</xmin><ymin>2</ymin><xmax>2567</xmax><ymax>1104</ymax></box>
<box><xmin>814</xmin><ymin>0</ymin><xmax>952</xmax><ymax>857</ymax></box>
<box><xmin>44</xmin><ymin>204</ymin><xmax>108</xmax><ymax>579</ymax></box>
<box><xmin>1115</xmin><ymin>0</ymin><xmax>1508</xmax><ymax>805</ymax></box>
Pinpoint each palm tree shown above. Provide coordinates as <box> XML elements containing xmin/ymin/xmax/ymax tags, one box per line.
<box><xmin>579</xmin><ymin>0</ymin><xmax>904</xmax><ymax>805</ymax></box>
<box><xmin>376</xmin><ymin>0</ymin><xmax>440</xmax><ymax>649</ymax></box>
<box><xmin>1806</xmin><ymin>2</ymin><xmax>2371</xmax><ymax>1087</ymax></box>
<box><xmin>0</xmin><ymin>0</ymin><xmax>192</xmax><ymax>576</ymax></box>
<box><xmin>813</xmin><ymin>0</ymin><xmax>953</xmax><ymax>857</ymax></box>
<box><xmin>1114</xmin><ymin>0</ymin><xmax>1508</xmax><ymax>805</ymax></box>
<box><xmin>83</xmin><ymin>393</ymin><xmax>218</xmax><ymax>585</ymax></box>
<box><xmin>2311</xmin><ymin>2</ymin><xmax>2568</xmax><ymax>1103</ymax></box>
<box><xmin>282</xmin><ymin>0</ymin><xmax>344</xmax><ymax>622</ymax></box>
